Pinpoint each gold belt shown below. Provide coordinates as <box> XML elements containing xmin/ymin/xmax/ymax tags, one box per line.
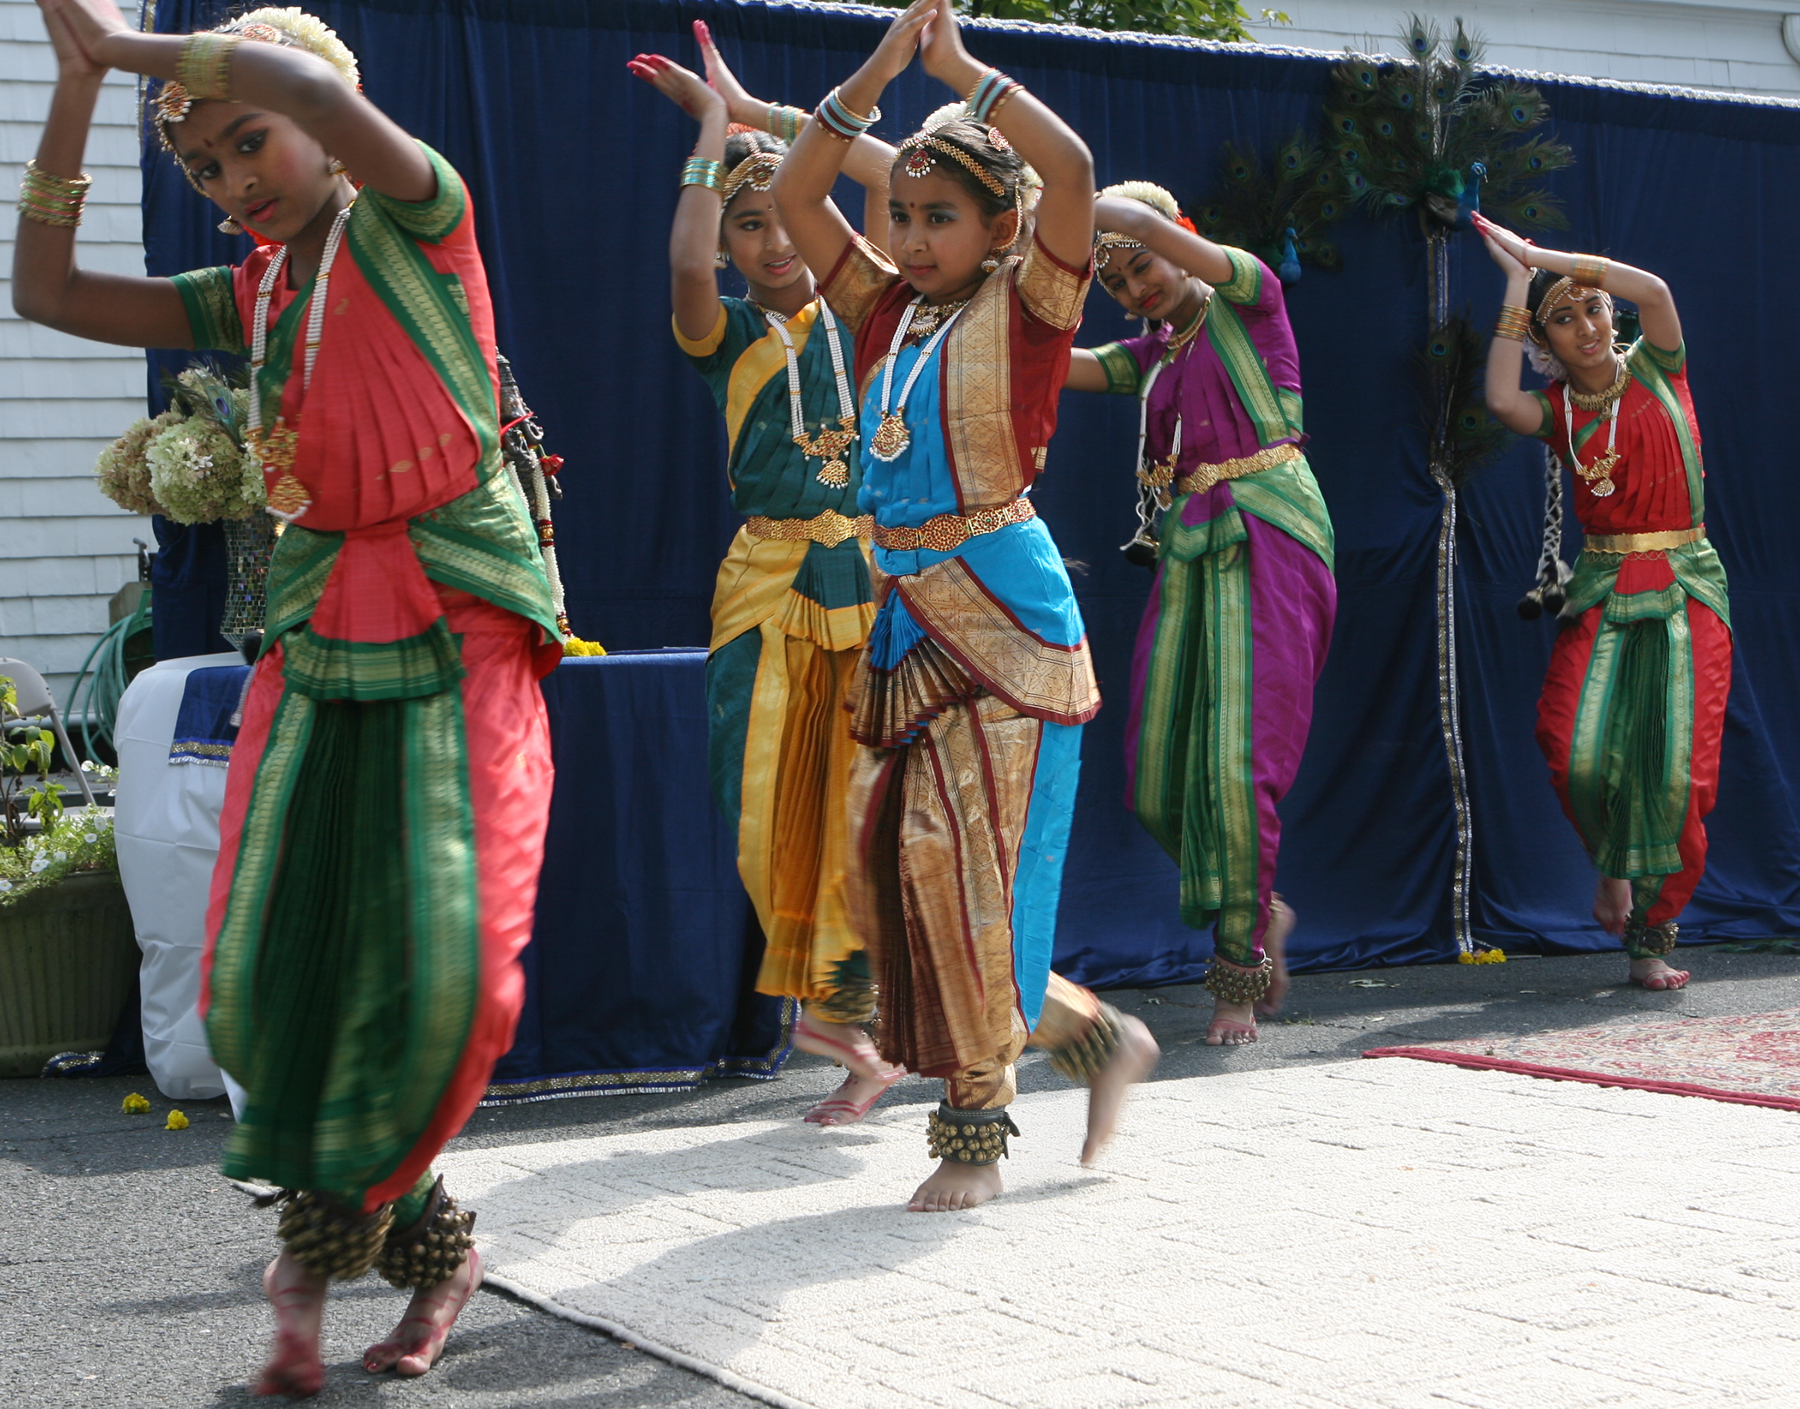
<box><xmin>1583</xmin><ymin>525</ymin><xmax>1706</xmax><ymax>557</ymax></box>
<box><xmin>1172</xmin><ymin>442</ymin><xmax>1302</xmax><ymax>498</ymax></box>
<box><xmin>871</xmin><ymin>497</ymin><xmax>1036</xmax><ymax>553</ymax></box>
<box><xmin>744</xmin><ymin>509</ymin><xmax>872</xmax><ymax>549</ymax></box>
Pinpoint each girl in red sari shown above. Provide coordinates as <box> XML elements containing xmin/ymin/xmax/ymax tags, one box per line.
<box><xmin>1478</xmin><ymin>213</ymin><xmax>1728</xmax><ymax>991</ymax></box>
<box><xmin>15</xmin><ymin>0</ymin><xmax>560</xmax><ymax>1393</ymax></box>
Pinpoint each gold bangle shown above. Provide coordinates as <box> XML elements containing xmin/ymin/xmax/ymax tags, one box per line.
<box><xmin>18</xmin><ymin>160</ymin><xmax>89</xmax><ymax>227</ymax></box>
<box><xmin>176</xmin><ymin>32</ymin><xmax>239</xmax><ymax>103</ymax></box>
<box><xmin>1571</xmin><ymin>254</ymin><xmax>1608</xmax><ymax>289</ymax></box>
<box><xmin>1493</xmin><ymin>304</ymin><xmax>1533</xmax><ymax>342</ymax></box>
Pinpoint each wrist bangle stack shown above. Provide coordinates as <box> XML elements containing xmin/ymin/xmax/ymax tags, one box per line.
<box><xmin>966</xmin><ymin>68</ymin><xmax>1023</xmax><ymax>126</ymax></box>
<box><xmin>768</xmin><ymin>103</ymin><xmax>806</xmax><ymax>145</ymax></box>
<box><xmin>176</xmin><ymin>31</ymin><xmax>239</xmax><ymax>102</ymax></box>
<box><xmin>1493</xmin><ymin>304</ymin><xmax>1533</xmax><ymax>342</ymax></box>
<box><xmin>680</xmin><ymin>157</ymin><xmax>724</xmax><ymax>193</ymax></box>
<box><xmin>18</xmin><ymin>160</ymin><xmax>91</xmax><ymax>228</ymax></box>
<box><xmin>1571</xmin><ymin>254</ymin><xmax>1609</xmax><ymax>289</ymax></box>
<box><xmin>815</xmin><ymin>87</ymin><xmax>879</xmax><ymax>142</ymax></box>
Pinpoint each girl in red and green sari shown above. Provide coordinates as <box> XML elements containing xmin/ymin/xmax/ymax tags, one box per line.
<box><xmin>630</xmin><ymin>28</ymin><xmax>905</xmax><ymax>1126</ymax></box>
<box><xmin>1478</xmin><ymin>213</ymin><xmax>1728</xmax><ymax>991</ymax></box>
<box><xmin>16</xmin><ymin>2</ymin><xmax>560</xmax><ymax>1392</ymax></box>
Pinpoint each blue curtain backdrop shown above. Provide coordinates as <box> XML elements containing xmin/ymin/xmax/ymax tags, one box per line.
<box><xmin>141</xmin><ymin>0</ymin><xmax>1800</xmax><ymax>984</ymax></box>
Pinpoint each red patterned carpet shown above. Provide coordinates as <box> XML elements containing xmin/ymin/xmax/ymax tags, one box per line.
<box><xmin>1367</xmin><ymin>1009</ymin><xmax>1800</xmax><ymax>1112</ymax></box>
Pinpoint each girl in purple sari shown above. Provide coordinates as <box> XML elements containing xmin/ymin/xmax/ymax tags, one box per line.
<box><xmin>1066</xmin><ymin>182</ymin><xmax>1336</xmax><ymax>1044</ymax></box>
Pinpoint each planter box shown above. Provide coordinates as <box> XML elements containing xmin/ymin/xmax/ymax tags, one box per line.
<box><xmin>0</xmin><ymin>869</ymin><xmax>138</xmax><ymax>1078</ymax></box>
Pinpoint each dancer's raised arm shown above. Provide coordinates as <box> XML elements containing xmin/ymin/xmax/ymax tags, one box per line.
<box><xmin>13</xmin><ymin>0</ymin><xmax>189</xmax><ymax>345</ymax></box>
<box><xmin>1476</xmin><ymin>210</ymin><xmax>1682</xmax><ymax>433</ymax></box>
<box><xmin>772</xmin><ymin>0</ymin><xmax>937</xmax><ymax>284</ymax></box>
<box><xmin>914</xmin><ymin>0</ymin><xmax>1093</xmax><ymax>271</ymax></box>
<box><xmin>17</xmin><ymin>0</ymin><xmax>431</xmax><ymax>345</ymax></box>
<box><xmin>694</xmin><ymin>20</ymin><xmax>895</xmax><ymax>238</ymax></box>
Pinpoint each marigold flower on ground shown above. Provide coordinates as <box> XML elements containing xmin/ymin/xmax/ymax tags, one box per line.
<box><xmin>122</xmin><ymin>1093</ymin><xmax>151</xmax><ymax>1114</ymax></box>
<box><xmin>1458</xmin><ymin>948</ymin><xmax>1507</xmax><ymax>965</ymax></box>
<box><xmin>165</xmin><ymin>1109</ymin><xmax>190</xmax><ymax>1130</ymax></box>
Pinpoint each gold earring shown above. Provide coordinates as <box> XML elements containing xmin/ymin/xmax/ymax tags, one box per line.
<box><xmin>329</xmin><ymin>158</ymin><xmax>347</xmax><ymax>176</ymax></box>
<box><xmin>218</xmin><ymin>216</ymin><xmax>244</xmax><ymax>235</ymax></box>
<box><xmin>715</xmin><ymin>249</ymin><xmax>730</xmax><ymax>270</ymax></box>
<box><xmin>981</xmin><ymin>251</ymin><xmax>1001</xmax><ymax>273</ymax></box>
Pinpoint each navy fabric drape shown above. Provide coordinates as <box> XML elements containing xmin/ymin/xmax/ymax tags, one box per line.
<box><xmin>142</xmin><ymin>0</ymin><xmax>1800</xmax><ymax>985</ymax></box>
<box><xmin>487</xmin><ymin>652</ymin><xmax>788</xmax><ymax>1099</ymax></box>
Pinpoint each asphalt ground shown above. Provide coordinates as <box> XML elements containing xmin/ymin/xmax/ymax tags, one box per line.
<box><xmin>4</xmin><ymin>944</ymin><xmax>1797</xmax><ymax>1408</ymax></box>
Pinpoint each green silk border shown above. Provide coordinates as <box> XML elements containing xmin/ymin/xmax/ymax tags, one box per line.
<box><xmin>170</xmin><ymin>266</ymin><xmax>245</xmax><ymax>354</ymax></box>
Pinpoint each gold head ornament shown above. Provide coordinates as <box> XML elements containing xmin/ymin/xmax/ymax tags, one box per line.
<box><xmin>155</xmin><ymin>9</ymin><xmax>358</xmax><ymax>149</ymax></box>
<box><xmin>721</xmin><ymin>151</ymin><xmax>782</xmax><ymax>205</ymax></box>
<box><xmin>1531</xmin><ymin>277</ymin><xmax>1613</xmax><ymax>342</ymax></box>
<box><xmin>897</xmin><ymin>132</ymin><xmax>1008</xmax><ymax>200</ymax></box>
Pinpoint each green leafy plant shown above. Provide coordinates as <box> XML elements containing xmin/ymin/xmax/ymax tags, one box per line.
<box><xmin>0</xmin><ymin>677</ymin><xmax>116</xmax><ymax>905</ymax></box>
<box><xmin>873</xmin><ymin>0</ymin><xmax>1283</xmax><ymax>42</ymax></box>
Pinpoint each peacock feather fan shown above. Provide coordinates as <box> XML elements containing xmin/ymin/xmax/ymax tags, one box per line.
<box><xmin>1194</xmin><ymin>130</ymin><xmax>1351</xmax><ymax>281</ymax></box>
<box><xmin>1325</xmin><ymin>15</ymin><xmax>1572</xmax><ymax>233</ymax></box>
<box><xmin>1420</xmin><ymin>312</ymin><xmax>1507</xmax><ymax>491</ymax></box>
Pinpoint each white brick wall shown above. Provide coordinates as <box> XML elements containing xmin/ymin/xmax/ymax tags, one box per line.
<box><xmin>1247</xmin><ymin>0</ymin><xmax>1800</xmax><ymax>98</ymax></box>
<box><xmin>0</xmin><ymin>0</ymin><xmax>150</xmax><ymax>706</ymax></box>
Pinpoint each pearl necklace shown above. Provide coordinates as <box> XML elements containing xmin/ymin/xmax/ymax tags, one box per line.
<box><xmin>1563</xmin><ymin>355</ymin><xmax>1627</xmax><ymax>498</ymax></box>
<box><xmin>761</xmin><ymin>300</ymin><xmax>857</xmax><ymax>488</ymax></box>
<box><xmin>246</xmin><ymin>200</ymin><xmax>354</xmax><ymax>522</ymax></box>
<box><xmin>868</xmin><ymin>295</ymin><xmax>969</xmax><ymax>463</ymax></box>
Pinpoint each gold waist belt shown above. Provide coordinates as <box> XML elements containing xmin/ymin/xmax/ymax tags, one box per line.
<box><xmin>744</xmin><ymin>509</ymin><xmax>872</xmax><ymax>549</ymax></box>
<box><xmin>1174</xmin><ymin>442</ymin><xmax>1303</xmax><ymax>498</ymax></box>
<box><xmin>1583</xmin><ymin>525</ymin><xmax>1706</xmax><ymax>557</ymax></box>
<box><xmin>871</xmin><ymin>496</ymin><xmax>1036</xmax><ymax>553</ymax></box>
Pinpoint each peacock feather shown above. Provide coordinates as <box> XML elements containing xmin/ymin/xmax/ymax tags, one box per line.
<box><xmin>1421</xmin><ymin>312</ymin><xmax>1507</xmax><ymax>491</ymax></box>
<box><xmin>1325</xmin><ymin>16</ymin><xmax>1572</xmax><ymax>233</ymax></box>
<box><xmin>1194</xmin><ymin>129</ymin><xmax>1352</xmax><ymax>281</ymax></box>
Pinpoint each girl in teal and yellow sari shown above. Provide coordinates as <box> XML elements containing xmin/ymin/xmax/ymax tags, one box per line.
<box><xmin>631</xmin><ymin>28</ymin><xmax>904</xmax><ymax>1125</ymax></box>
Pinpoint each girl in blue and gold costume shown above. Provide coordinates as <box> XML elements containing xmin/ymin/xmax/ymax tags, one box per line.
<box><xmin>630</xmin><ymin>26</ymin><xmax>902</xmax><ymax>1125</ymax></box>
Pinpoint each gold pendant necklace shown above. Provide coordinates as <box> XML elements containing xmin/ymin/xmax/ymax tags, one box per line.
<box><xmin>762</xmin><ymin>300</ymin><xmax>858</xmax><ymax>488</ymax></box>
<box><xmin>1563</xmin><ymin>355</ymin><xmax>1627</xmax><ymax>498</ymax></box>
<box><xmin>870</xmin><ymin>296</ymin><xmax>968</xmax><ymax>464</ymax></box>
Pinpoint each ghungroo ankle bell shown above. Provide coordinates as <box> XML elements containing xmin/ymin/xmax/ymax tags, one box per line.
<box><xmin>1203</xmin><ymin>954</ymin><xmax>1274</xmax><ymax>1005</ymax></box>
<box><xmin>1046</xmin><ymin>1002</ymin><xmax>1125</xmax><ymax>1084</ymax></box>
<box><xmin>926</xmin><ymin>1103</ymin><xmax>1018</xmax><ymax>1166</ymax></box>
<box><xmin>1624</xmin><ymin>919</ymin><xmax>1679</xmax><ymax>957</ymax></box>
<box><xmin>376</xmin><ymin>1175</ymin><xmax>476</xmax><ymax>1290</ymax></box>
<box><xmin>265</xmin><ymin>1188</ymin><xmax>394</xmax><ymax>1281</ymax></box>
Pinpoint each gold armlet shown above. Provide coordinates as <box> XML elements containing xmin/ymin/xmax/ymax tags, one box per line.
<box><xmin>176</xmin><ymin>32</ymin><xmax>240</xmax><ymax>103</ymax></box>
<box><xmin>1571</xmin><ymin>254</ymin><xmax>1608</xmax><ymax>289</ymax></box>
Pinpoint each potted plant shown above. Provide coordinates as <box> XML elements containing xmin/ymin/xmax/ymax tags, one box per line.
<box><xmin>0</xmin><ymin>674</ymin><xmax>136</xmax><ymax>1077</ymax></box>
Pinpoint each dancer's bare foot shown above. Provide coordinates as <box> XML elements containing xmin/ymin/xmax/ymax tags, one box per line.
<box><xmin>255</xmin><ymin>1250</ymin><xmax>327</xmax><ymax>1398</ymax></box>
<box><xmin>1206</xmin><ymin>999</ymin><xmax>1257</xmax><ymax>1045</ymax></box>
<box><xmin>1081</xmin><ymin>1013</ymin><xmax>1160</xmax><ymax>1166</ymax></box>
<box><xmin>907</xmin><ymin>1160</ymin><xmax>1003</xmax><ymax>1212</ymax></box>
<box><xmin>1629</xmin><ymin>956</ymin><xmax>1690</xmax><ymax>991</ymax></box>
<box><xmin>1593</xmin><ymin>875</ymin><xmax>1632</xmax><ymax>935</ymax></box>
<box><xmin>362</xmin><ymin>1247</ymin><xmax>483</xmax><ymax>1378</ymax></box>
<box><xmin>1255</xmin><ymin>897</ymin><xmax>1295</xmax><ymax>1018</ymax></box>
